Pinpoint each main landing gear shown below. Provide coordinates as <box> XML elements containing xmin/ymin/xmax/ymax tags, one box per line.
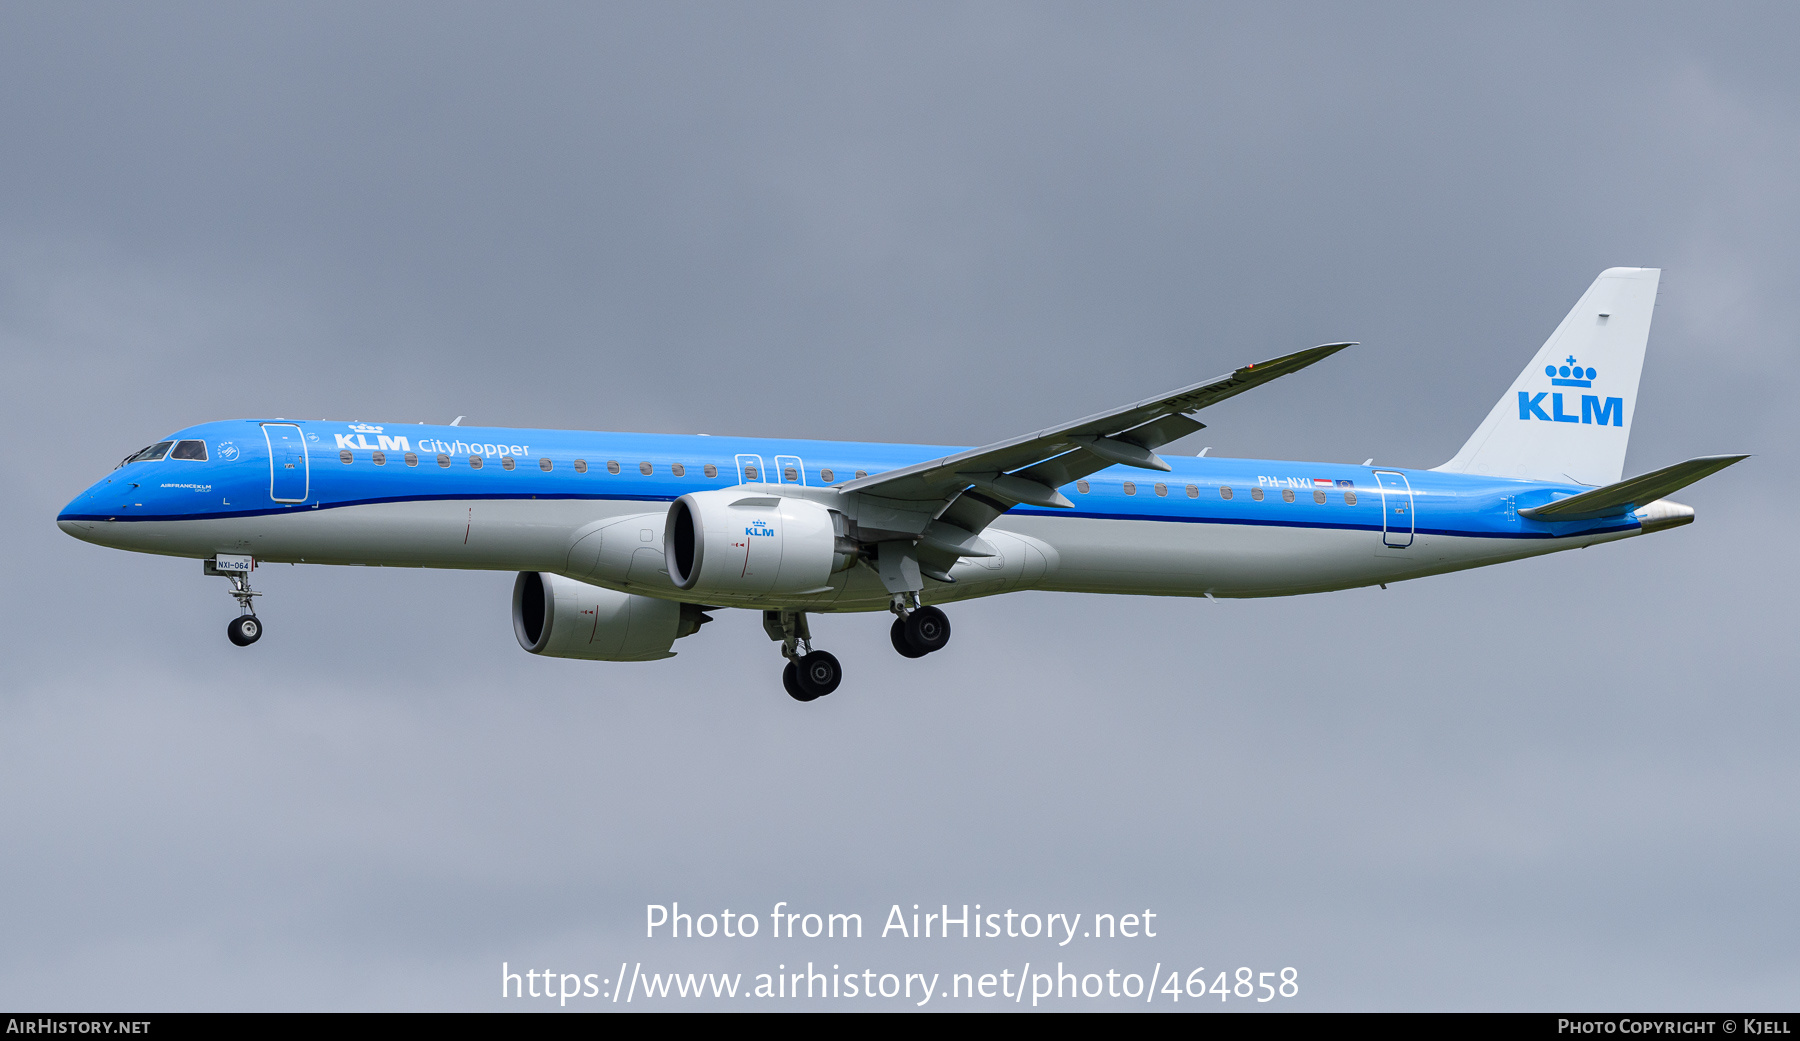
<box><xmin>765</xmin><ymin>610</ymin><xmax>841</xmax><ymax>702</ymax></box>
<box><xmin>207</xmin><ymin>557</ymin><xmax>263</xmax><ymax>646</ymax></box>
<box><xmin>889</xmin><ymin>595</ymin><xmax>951</xmax><ymax>659</ymax></box>
<box><xmin>763</xmin><ymin>598</ymin><xmax>954</xmax><ymax>703</ymax></box>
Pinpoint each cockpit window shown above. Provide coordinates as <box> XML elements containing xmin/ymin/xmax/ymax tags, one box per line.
<box><xmin>119</xmin><ymin>441</ymin><xmax>174</xmax><ymax>467</ymax></box>
<box><xmin>170</xmin><ymin>440</ymin><xmax>208</xmax><ymax>461</ymax></box>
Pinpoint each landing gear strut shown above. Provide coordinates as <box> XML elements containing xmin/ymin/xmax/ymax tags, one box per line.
<box><xmin>888</xmin><ymin>595</ymin><xmax>951</xmax><ymax>658</ymax></box>
<box><xmin>765</xmin><ymin>610</ymin><xmax>841</xmax><ymax>702</ymax></box>
<box><xmin>207</xmin><ymin>556</ymin><xmax>263</xmax><ymax>646</ymax></box>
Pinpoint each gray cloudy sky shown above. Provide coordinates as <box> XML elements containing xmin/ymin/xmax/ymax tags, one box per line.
<box><xmin>1</xmin><ymin>2</ymin><xmax>1795</xmax><ymax>1011</ymax></box>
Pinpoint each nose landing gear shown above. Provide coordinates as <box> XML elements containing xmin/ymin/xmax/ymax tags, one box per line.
<box><xmin>207</xmin><ymin>556</ymin><xmax>263</xmax><ymax>646</ymax></box>
<box><xmin>766</xmin><ymin>610</ymin><xmax>841</xmax><ymax>702</ymax></box>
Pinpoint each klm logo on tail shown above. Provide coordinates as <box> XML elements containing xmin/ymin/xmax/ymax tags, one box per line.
<box><xmin>1518</xmin><ymin>356</ymin><xmax>1623</xmax><ymax>427</ymax></box>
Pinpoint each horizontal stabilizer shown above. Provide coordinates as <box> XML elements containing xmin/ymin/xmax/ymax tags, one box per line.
<box><xmin>1518</xmin><ymin>454</ymin><xmax>1748</xmax><ymax>521</ymax></box>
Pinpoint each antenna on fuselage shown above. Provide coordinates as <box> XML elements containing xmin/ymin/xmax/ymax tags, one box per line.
<box><xmin>450</xmin><ymin>416</ymin><xmax>465</xmax><ymax>426</ymax></box>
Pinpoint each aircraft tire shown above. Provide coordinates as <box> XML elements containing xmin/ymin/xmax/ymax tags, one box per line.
<box><xmin>890</xmin><ymin>618</ymin><xmax>929</xmax><ymax>658</ymax></box>
<box><xmin>227</xmin><ymin>615</ymin><xmax>262</xmax><ymax>647</ymax></box>
<box><xmin>796</xmin><ymin>651</ymin><xmax>842</xmax><ymax>698</ymax></box>
<box><xmin>902</xmin><ymin>606</ymin><xmax>950</xmax><ymax>655</ymax></box>
<box><xmin>782</xmin><ymin>662</ymin><xmax>816</xmax><ymax>702</ymax></box>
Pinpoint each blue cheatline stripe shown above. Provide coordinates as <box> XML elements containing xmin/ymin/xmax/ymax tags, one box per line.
<box><xmin>59</xmin><ymin>493</ymin><xmax>1640</xmax><ymax>541</ymax></box>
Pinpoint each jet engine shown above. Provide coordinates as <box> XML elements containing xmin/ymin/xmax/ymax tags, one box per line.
<box><xmin>512</xmin><ymin>572</ymin><xmax>709</xmax><ymax>662</ymax></box>
<box><xmin>664</xmin><ymin>489</ymin><xmax>855</xmax><ymax>597</ymax></box>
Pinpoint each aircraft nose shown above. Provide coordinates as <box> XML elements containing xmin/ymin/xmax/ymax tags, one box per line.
<box><xmin>58</xmin><ymin>478</ymin><xmax>118</xmax><ymax>543</ymax></box>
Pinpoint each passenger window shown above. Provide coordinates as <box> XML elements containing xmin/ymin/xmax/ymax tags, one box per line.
<box><xmin>743</xmin><ymin>465</ymin><xmax>758</xmax><ymax>480</ymax></box>
<box><xmin>672</xmin><ymin>463</ymin><xmax>685</xmax><ymax>477</ymax></box>
<box><xmin>339</xmin><ymin>450</ymin><xmax>353</xmax><ymax>464</ymax></box>
<box><xmin>607</xmin><ymin>460</ymin><xmax>621</xmax><ymax>474</ymax></box>
<box><xmin>1313</xmin><ymin>489</ymin><xmax>1326</xmax><ymax>504</ymax></box>
<box><xmin>1220</xmin><ymin>486</ymin><xmax>1233</xmax><ymax>500</ymax></box>
<box><xmin>1154</xmin><ymin>483</ymin><xmax>1168</xmax><ymax>497</ymax></box>
<box><xmin>539</xmin><ymin>458</ymin><xmax>553</xmax><ymax>471</ymax></box>
<box><xmin>405</xmin><ymin>453</ymin><xmax>418</xmax><ymax>466</ymax></box>
<box><xmin>171</xmin><ymin>440</ymin><xmax>208</xmax><ymax>461</ymax></box>
<box><xmin>820</xmin><ymin>468</ymin><xmax>834</xmax><ymax>483</ymax></box>
<box><xmin>574</xmin><ymin>459</ymin><xmax>588</xmax><ymax>473</ymax></box>
<box><xmin>372</xmin><ymin>451</ymin><xmax>386</xmax><ymax>466</ymax></box>
<box><xmin>1281</xmin><ymin>488</ymin><xmax>1295</xmax><ymax>502</ymax></box>
<box><xmin>640</xmin><ymin>461</ymin><xmax>653</xmax><ymax>475</ymax></box>
<box><xmin>1186</xmin><ymin>485</ymin><xmax>1198</xmax><ymax>498</ymax></box>
<box><xmin>1344</xmin><ymin>490</ymin><xmax>1358</xmax><ymax>505</ymax></box>
<box><xmin>502</xmin><ymin>456</ymin><xmax>516</xmax><ymax>471</ymax></box>
<box><xmin>783</xmin><ymin>466</ymin><xmax>797</xmax><ymax>482</ymax></box>
<box><xmin>1076</xmin><ymin>480</ymin><xmax>1090</xmax><ymax>494</ymax></box>
<box><xmin>703</xmin><ymin>463</ymin><xmax>717</xmax><ymax>478</ymax></box>
<box><xmin>437</xmin><ymin>454</ymin><xmax>450</xmax><ymax>467</ymax></box>
<box><xmin>855</xmin><ymin>470</ymin><xmax>867</xmax><ymax>479</ymax></box>
<box><xmin>470</xmin><ymin>455</ymin><xmax>483</xmax><ymax>470</ymax></box>
<box><xmin>1123</xmin><ymin>481</ymin><xmax>1136</xmax><ymax>495</ymax></box>
<box><xmin>1251</xmin><ymin>487</ymin><xmax>1264</xmax><ymax>501</ymax></box>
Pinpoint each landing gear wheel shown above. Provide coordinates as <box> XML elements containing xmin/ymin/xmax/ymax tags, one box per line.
<box><xmin>891</xmin><ymin>618</ymin><xmax>929</xmax><ymax>658</ymax></box>
<box><xmin>796</xmin><ymin>651</ymin><xmax>842</xmax><ymax>698</ymax></box>
<box><xmin>902</xmin><ymin>606</ymin><xmax>951</xmax><ymax>655</ymax></box>
<box><xmin>783</xmin><ymin>662</ymin><xmax>817</xmax><ymax>702</ymax></box>
<box><xmin>227</xmin><ymin>615</ymin><xmax>262</xmax><ymax>647</ymax></box>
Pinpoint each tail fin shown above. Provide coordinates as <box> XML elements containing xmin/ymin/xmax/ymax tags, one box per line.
<box><xmin>1437</xmin><ymin>267</ymin><xmax>1660</xmax><ymax>486</ymax></box>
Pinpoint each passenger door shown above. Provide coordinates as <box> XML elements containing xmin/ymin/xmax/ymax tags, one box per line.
<box><xmin>263</xmin><ymin>424</ymin><xmax>308</xmax><ymax>502</ymax></box>
<box><xmin>1374</xmin><ymin>471</ymin><xmax>1414</xmax><ymax>548</ymax></box>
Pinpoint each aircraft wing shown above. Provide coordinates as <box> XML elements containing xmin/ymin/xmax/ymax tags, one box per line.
<box><xmin>837</xmin><ymin>343</ymin><xmax>1353</xmax><ymax>552</ymax></box>
<box><xmin>841</xmin><ymin>342</ymin><xmax>1354</xmax><ymax>508</ymax></box>
<box><xmin>1517</xmin><ymin>454</ymin><xmax>1748</xmax><ymax>521</ymax></box>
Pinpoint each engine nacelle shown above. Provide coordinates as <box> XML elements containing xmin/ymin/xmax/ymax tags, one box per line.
<box><xmin>512</xmin><ymin>572</ymin><xmax>707</xmax><ymax>662</ymax></box>
<box><xmin>664</xmin><ymin>489</ymin><xmax>854</xmax><ymax>596</ymax></box>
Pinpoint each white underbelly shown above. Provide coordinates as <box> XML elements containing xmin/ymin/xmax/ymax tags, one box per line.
<box><xmin>70</xmin><ymin>499</ymin><xmax>1634</xmax><ymax>607</ymax></box>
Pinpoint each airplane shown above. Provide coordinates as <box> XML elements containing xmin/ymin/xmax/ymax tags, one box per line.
<box><xmin>57</xmin><ymin>268</ymin><xmax>1745</xmax><ymax>702</ymax></box>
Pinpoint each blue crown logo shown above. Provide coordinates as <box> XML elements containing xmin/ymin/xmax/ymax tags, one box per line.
<box><xmin>1546</xmin><ymin>355</ymin><xmax>1596</xmax><ymax>388</ymax></box>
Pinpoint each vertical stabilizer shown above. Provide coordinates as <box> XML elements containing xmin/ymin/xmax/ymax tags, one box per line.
<box><xmin>1437</xmin><ymin>268</ymin><xmax>1660</xmax><ymax>486</ymax></box>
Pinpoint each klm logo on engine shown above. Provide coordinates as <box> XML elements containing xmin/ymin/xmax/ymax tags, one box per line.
<box><xmin>1518</xmin><ymin>356</ymin><xmax>1623</xmax><ymax>427</ymax></box>
<box><xmin>745</xmin><ymin>519</ymin><xmax>776</xmax><ymax>537</ymax></box>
